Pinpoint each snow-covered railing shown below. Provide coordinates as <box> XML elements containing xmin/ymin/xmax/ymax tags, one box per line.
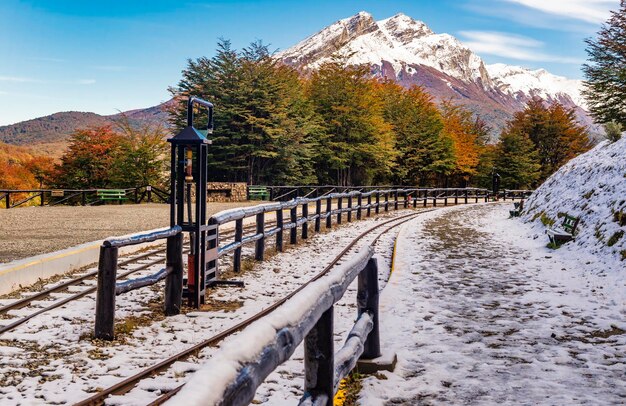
<box><xmin>168</xmin><ymin>247</ymin><xmax>381</xmax><ymax>406</ymax></box>
<box><xmin>95</xmin><ymin>226</ymin><xmax>185</xmax><ymax>340</ymax></box>
<box><xmin>210</xmin><ymin>188</ymin><xmax>490</xmax><ymax>279</ymax></box>
<box><xmin>501</xmin><ymin>189</ymin><xmax>533</xmax><ymax>201</ymax></box>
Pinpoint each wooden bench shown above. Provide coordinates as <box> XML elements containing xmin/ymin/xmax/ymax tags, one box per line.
<box><xmin>547</xmin><ymin>214</ymin><xmax>580</xmax><ymax>246</ymax></box>
<box><xmin>509</xmin><ymin>200</ymin><xmax>524</xmax><ymax>217</ymax></box>
<box><xmin>97</xmin><ymin>189</ymin><xmax>128</xmax><ymax>204</ymax></box>
<box><xmin>248</xmin><ymin>186</ymin><xmax>270</xmax><ymax>201</ymax></box>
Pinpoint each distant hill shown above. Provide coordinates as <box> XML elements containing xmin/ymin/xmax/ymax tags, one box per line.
<box><xmin>0</xmin><ymin>100</ymin><xmax>174</xmax><ymax>157</ymax></box>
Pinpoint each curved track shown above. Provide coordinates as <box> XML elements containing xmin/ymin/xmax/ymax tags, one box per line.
<box><xmin>0</xmin><ymin>222</ymin><xmax>266</xmax><ymax>336</ymax></box>
<box><xmin>74</xmin><ymin>209</ymin><xmax>433</xmax><ymax>406</ymax></box>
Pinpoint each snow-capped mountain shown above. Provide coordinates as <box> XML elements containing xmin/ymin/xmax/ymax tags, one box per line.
<box><xmin>487</xmin><ymin>63</ymin><xmax>586</xmax><ymax>109</ymax></box>
<box><xmin>278</xmin><ymin>12</ymin><xmax>592</xmax><ymax>135</ymax></box>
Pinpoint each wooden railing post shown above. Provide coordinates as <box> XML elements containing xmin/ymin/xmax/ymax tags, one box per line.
<box><xmin>413</xmin><ymin>191</ymin><xmax>418</xmax><ymax>208</ymax></box>
<box><xmin>347</xmin><ymin>195</ymin><xmax>352</xmax><ymax>222</ymax></box>
<box><xmin>357</xmin><ymin>193</ymin><xmax>362</xmax><ymax>220</ymax></box>
<box><xmin>475</xmin><ymin>191</ymin><xmax>479</xmax><ymax>203</ymax></box>
<box><xmin>164</xmin><ymin>232</ymin><xmax>184</xmax><ymax>316</ymax></box>
<box><xmin>394</xmin><ymin>190</ymin><xmax>399</xmax><ymax>210</ymax></box>
<box><xmin>291</xmin><ymin>206</ymin><xmax>298</xmax><ymax>244</ymax></box>
<box><xmin>326</xmin><ymin>197</ymin><xmax>332</xmax><ymax>229</ymax></box>
<box><xmin>95</xmin><ymin>245</ymin><xmax>118</xmax><ymax>340</ymax></box>
<box><xmin>367</xmin><ymin>194</ymin><xmax>372</xmax><ymax>217</ymax></box>
<box><xmin>4</xmin><ymin>192</ymin><xmax>9</xmax><ymax>209</ymax></box>
<box><xmin>433</xmin><ymin>190</ymin><xmax>437</xmax><ymax>207</ymax></box>
<box><xmin>464</xmin><ymin>189</ymin><xmax>468</xmax><ymax>204</ymax></box>
<box><xmin>302</xmin><ymin>203</ymin><xmax>309</xmax><ymax>239</ymax></box>
<box><xmin>40</xmin><ymin>191</ymin><xmax>45</xmax><ymax>206</ymax></box>
<box><xmin>337</xmin><ymin>197</ymin><xmax>343</xmax><ymax>224</ymax></box>
<box><xmin>255</xmin><ymin>212</ymin><xmax>265</xmax><ymax>261</ymax></box>
<box><xmin>82</xmin><ymin>191</ymin><xmax>86</xmax><ymax>206</ymax></box>
<box><xmin>304</xmin><ymin>306</ymin><xmax>334</xmax><ymax>405</ymax></box>
<box><xmin>384</xmin><ymin>192</ymin><xmax>389</xmax><ymax>212</ymax></box>
<box><xmin>375</xmin><ymin>192</ymin><xmax>380</xmax><ymax>214</ymax></box>
<box><xmin>358</xmin><ymin>257</ymin><xmax>381</xmax><ymax>359</ymax></box>
<box><xmin>276</xmin><ymin>209</ymin><xmax>284</xmax><ymax>252</ymax></box>
<box><xmin>234</xmin><ymin>218</ymin><xmax>244</xmax><ymax>272</ymax></box>
<box><xmin>454</xmin><ymin>189</ymin><xmax>458</xmax><ymax>205</ymax></box>
<box><xmin>315</xmin><ymin>199</ymin><xmax>321</xmax><ymax>233</ymax></box>
<box><xmin>444</xmin><ymin>190</ymin><xmax>448</xmax><ymax>206</ymax></box>
<box><xmin>423</xmin><ymin>190</ymin><xmax>427</xmax><ymax>208</ymax></box>
<box><xmin>403</xmin><ymin>190</ymin><xmax>408</xmax><ymax>209</ymax></box>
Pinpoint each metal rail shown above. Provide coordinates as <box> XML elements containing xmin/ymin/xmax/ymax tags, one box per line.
<box><xmin>0</xmin><ymin>223</ymin><xmax>261</xmax><ymax>336</ymax></box>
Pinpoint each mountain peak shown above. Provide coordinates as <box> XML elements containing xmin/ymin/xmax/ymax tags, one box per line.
<box><xmin>379</xmin><ymin>13</ymin><xmax>433</xmax><ymax>43</ymax></box>
<box><xmin>277</xmin><ymin>11</ymin><xmax>588</xmax><ymax>127</ymax></box>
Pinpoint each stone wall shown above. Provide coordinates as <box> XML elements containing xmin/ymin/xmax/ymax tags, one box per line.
<box><xmin>206</xmin><ymin>182</ymin><xmax>247</xmax><ymax>202</ymax></box>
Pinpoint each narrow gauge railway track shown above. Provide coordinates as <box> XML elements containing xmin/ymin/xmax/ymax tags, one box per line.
<box><xmin>75</xmin><ymin>209</ymin><xmax>434</xmax><ymax>406</ymax></box>
<box><xmin>0</xmin><ymin>221</ymin><xmax>268</xmax><ymax>336</ymax></box>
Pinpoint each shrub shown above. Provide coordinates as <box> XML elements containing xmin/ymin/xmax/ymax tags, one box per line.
<box><xmin>607</xmin><ymin>230</ymin><xmax>624</xmax><ymax>247</ymax></box>
<box><xmin>604</xmin><ymin>121</ymin><xmax>623</xmax><ymax>143</ymax></box>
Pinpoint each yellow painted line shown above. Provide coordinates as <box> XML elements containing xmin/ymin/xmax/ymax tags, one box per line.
<box><xmin>334</xmin><ymin>386</ymin><xmax>347</xmax><ymax>405</ymax></box>
<box><xmin>390</xmin><ymin>230</ymin><xmax>399</xmax><ymax>276</ymax></box>
<box><xmin>0</xmin><ymin>243</ymin><xmax>100</xmax><ymax>276</ymax></box>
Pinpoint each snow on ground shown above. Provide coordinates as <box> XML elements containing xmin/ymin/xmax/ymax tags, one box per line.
<box><xmin>523</xmin><ymin>137</ymin><xmax>626</xmax><ymax>267</ymax></box>
<box><xmin>0</xmin><ymin>208</ymin><xmax>411</xmax><ymax>405</ymax></box>
<box><xmin>359</xmin><ymin>203</ymin><xmax>625</xmax><ymax>405</ymax></box>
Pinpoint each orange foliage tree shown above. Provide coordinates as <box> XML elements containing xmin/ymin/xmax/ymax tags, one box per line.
<box><xmin>440</xmin><ymin>101</ymin><xmax>488</xmax><ymax>184</ymax></box>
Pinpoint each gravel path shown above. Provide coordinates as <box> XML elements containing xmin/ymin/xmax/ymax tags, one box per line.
<box><xmin>0</xmin><ymin>202</ymin><xmax>257</xmax><ymax>263</ymax></box>
<box><xmin>361</xmin><ymin>204</ymin><xmax>626</xmax><ymax>405</ymax></box>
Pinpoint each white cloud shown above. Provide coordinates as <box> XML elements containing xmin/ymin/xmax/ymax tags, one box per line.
<box><xmin>0</xmin><ymin>76</ymin><xmax>41</xmax><ymax>83</ymax></box>
<box><xmin>503</xmin><ymin>0</ymin><xmax>618</xmax><ymax>24</ymax></box>
<box><xmin>28</xmin><ymin>56</ymin><xmax>66</xmax><ymax>63</ymax></box>
<box><xmin>459</xmin><ymin>31</ymin><xmax>583</xmax><ymax>64</ymax></box>
<box><xmin>0</xmin><ymin>76</ymin><xmax>95</xmax><ymax>85</ymax></box>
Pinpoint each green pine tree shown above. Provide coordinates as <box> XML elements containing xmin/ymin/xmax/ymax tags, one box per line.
<box><xmin>494</xmin><ymin>131</ymin><xmax>541</xmax><ymax>189</ymax></box>
<box><xmin>582</xmin><ymin>0</ymin><xmax>626</xmax><ymax>127</ymax></box>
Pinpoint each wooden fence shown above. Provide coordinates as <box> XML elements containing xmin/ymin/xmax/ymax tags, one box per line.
<box><xmin>0</xmin><ymin>185</ymin><xmax>169</xmax><ymax>209</ymax></box>
<box><xmin>170</xmin><ymin>247</ymin><xmax>380</xmax><ymax>406</ymax></box>
<box><xmin>94</xmin><ymin>226</ymin><xmax>184</xmax><ymax>340</ymax></box>
<box><xmin>210</xmin><ymin>188</ymin><xmax>491</xmax><ymax>279</ymax></box>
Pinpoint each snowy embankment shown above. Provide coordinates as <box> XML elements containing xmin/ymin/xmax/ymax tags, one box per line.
<box><xmin>523</xmin><ymin>137</ymin><xmax>626</xmax><ymax>269</ymax></box>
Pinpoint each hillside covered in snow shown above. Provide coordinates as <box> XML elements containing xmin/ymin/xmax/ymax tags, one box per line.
<box><xmin>522</xmin><ymin>137</ymin><xmax>626</xmax><ymax>266</ymax></box>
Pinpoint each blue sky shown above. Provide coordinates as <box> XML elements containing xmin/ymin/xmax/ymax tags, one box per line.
<box><xmin>0</xmin><ymin>0</ymin><xmax>619</xmax><ymax>126</ymax></box>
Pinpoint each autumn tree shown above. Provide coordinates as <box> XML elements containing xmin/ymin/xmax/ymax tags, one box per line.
<box><xmin>52</xmin><ymin>126</ymin><xmax>122</xmax><ymax>188</ymax></box>
<box><xmin>110</xmin><ymin>116</ymin><xmax>169</xmax><ymax>188</ymax></box>
<box><xmin>50</xmin><ymin>121</ymin><xmax>168</xmax><ymax>189</ymax></box>
<box><xmin>440</xmin><ymin>101</ymin><xmax>486</xmax><ymax>185</ymax></box>
<box><xmin>307</xmin><ymin>58</ymin><xmax>395</xmax><ymax>185</ymax></box>
<box><xmin>503</xmin><ymin>99</ymin><xmax>591</xmax><ymax>182</ymax></box>
<box><xmin>582</xmin><ymin>0</ymin><xmax>626</xmax><ymax>127</ymax></box>
<box><xmin>379</xmin><ymin>81</ymin><xmax>454</xmax><ymax>185</ymax></box>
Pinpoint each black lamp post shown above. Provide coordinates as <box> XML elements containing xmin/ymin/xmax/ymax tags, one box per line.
<box><xmin>168</xmin><ymin>97</ymin><xmax>213</xmax><ymax>308</ymax></box>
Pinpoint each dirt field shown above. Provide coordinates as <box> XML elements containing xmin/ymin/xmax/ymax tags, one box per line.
<box><xmin>0</xmin><ymin>202</ymin><xmax>258</xmax><ymax>263</ymax></box>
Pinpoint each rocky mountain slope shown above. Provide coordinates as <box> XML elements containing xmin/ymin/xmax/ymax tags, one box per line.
<box><xmin>277</xmin><ymin>12</ymin><xmax>595</xmax><ymax>136</ymax></box>
<box><xmin>0</xmin><ymin>100</ymin><xmax>173</xmax><ymax>156</ymax></box>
